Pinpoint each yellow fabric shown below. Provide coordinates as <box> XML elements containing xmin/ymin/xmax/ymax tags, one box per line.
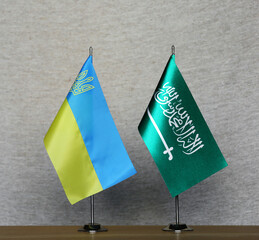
<box><xmin>44</xmin><ymin>99</ymin><xmax>103</xmax><ymax>204</ymax></box>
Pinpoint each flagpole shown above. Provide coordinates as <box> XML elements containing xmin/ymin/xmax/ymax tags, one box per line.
<box><xmin>171</xmin><ymin>45</ymin><xmax>180</xmax><ymax>227</ymax></box>
<box><xmin>172</xmin><ymin>45</ymin><xmax>181</xmax><ymax>229</ymax></box>
<box><xmin>90</xmin><ymin>195</ymin><xmax>94</xmax><ymax>226</ymax></box>
<box><xmin>162</xmin><ymin>45</ymin><xmax>193</xmax><ymax>233</ymax></box>
<box><xmin>172</xmin><ymin>44</ymin><xmax>180</xmax><ymax>226</ymax></box>
<box><xmin>78</xmin><ymin>46</ymin><xmax>107</xmax><ymax>233</ymax></box>
<box><xmin>175</xmin><ymin>195</ymin><xmax>179</xmax><ymax>225</ymax></box>
<box><xmin>89</xmin><ymin>46</ymin><xmax>95</xmax><ymax>227</ymax></box>
<box><xmin>89</xmin><ymin>46</ymin><xmax>95</xmax><ymax>229</ymax></box>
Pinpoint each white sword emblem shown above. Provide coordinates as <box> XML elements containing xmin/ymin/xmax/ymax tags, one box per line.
<box><xmin>147</xmin><ymin>108</ymin><xmax>174</xmax><ymax>161</ymax></box>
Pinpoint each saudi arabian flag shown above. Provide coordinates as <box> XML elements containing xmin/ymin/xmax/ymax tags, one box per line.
<box><xmin>138</xmin><ymin>54</ymin><xmax>227</xmax><ymax>197</ymax></box>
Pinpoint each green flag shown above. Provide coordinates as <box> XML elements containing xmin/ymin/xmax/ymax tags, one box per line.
<box><xmin>138</xmin><ymin>54</ymin><xmax>227</xmax><ymax>197</ymax></box>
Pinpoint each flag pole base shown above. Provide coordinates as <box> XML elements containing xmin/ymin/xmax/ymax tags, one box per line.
<box><xmin>163</xmin><ymin>223</ymin><xmax>193</xmax><ymax>232</ymax></box>
<box><xmin>78</xmin><ymin>223</ymin><xmax>108</xmax><ymax>233</ymax></box>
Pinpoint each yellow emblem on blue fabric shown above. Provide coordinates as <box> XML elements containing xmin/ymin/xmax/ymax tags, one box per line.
<box><xmin>70</xmin><ymin>70</ymin><xmax>94</xmax><ymax>96</ymax></box>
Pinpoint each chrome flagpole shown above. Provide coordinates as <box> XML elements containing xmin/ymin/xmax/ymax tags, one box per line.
<box><xmin>163</xmin><ymin>45</ymin><xmax>193</xmax><ymax>233</ymax></box>
<box><xmin>78</xmin><ymin>47</ymin><xmax>107</xmax><ymax>233</ymax></box>
<box><xmin>175</xmin><ymin>195</ymin><xmax>180</xmax><ymax>226</ymax></box>
<box><xmin>90</xmin><ymin>195</ymin><xmax>94</xmax><ymax>226</ymax></box>
<box><xmin>89</xmin><ymin>47</ymin><xmax>97</xmax><ymax>231</ymax></box>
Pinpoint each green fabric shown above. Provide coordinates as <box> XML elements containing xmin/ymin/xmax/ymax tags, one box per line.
<box><xmin>138</xmin><ymin>55</ymin><xmax>227</xmax><ymax>197</ymax></box>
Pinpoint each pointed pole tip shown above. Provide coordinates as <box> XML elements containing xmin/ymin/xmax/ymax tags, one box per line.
<box><xmin>89</xmin><ymin>46</ymin><xmax>93</xmax><ymax>56</ymax></box>
<box><xmin>171</xmin><ymin>45</ymin><xmax>175</xmax><ymax>55</ymax></box>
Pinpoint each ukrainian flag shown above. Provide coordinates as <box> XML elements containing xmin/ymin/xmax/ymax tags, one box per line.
<box><xmin>44</xmin><ymin>55</ymin><xmax>136</xmax><ymax>204</ymax></box>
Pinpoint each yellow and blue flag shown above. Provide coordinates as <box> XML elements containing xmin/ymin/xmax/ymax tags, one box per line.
<box><xmin>44</xmin><ymin>55</ymin><xmax>136</xmax><ymax>204</ymax></box>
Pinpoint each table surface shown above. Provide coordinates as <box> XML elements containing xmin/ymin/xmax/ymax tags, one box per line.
<box><xmin>0</xmin><ymin>225</ymin><xmax>259</xmax><ymax>240</ymax></box>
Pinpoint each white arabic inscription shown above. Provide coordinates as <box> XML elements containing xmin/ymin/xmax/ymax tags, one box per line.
<box><xmin>152</xmin><ymin>82</ymin><xmax>204</xmax><ymax>160</ymax></box>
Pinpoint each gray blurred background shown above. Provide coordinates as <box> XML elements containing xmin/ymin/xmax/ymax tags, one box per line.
<box><xmin>0</xmin><ymin>0</ymin><xmax>258</xmax><ymax>225</ymax></box>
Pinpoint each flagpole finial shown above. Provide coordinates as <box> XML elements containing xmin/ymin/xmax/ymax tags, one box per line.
<box><xmin>89</xmin><ymin>46</ymin><xmax>93</xmax><ymax>56</ymax></box>
<box><xmin>171</xmin><ymin>45</ymin><xmax>175</xmax><ymax>55</ymax></box>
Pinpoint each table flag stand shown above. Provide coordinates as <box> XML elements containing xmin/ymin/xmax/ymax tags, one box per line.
<box><xmin>78</xmin><ymin>195</ymin><xmax>108</xmax><ymax>233</ymax></box>
<box><xmin>163</xmin><ymin>195</ymin><xmax>193</xmax><ymax>232</ymax></box>
<box><xmin>77</xmin><ymin>47</ymin><xmax>107</xmax><ymax>233</ymax></box>
<box><xmin>161</xmin><ymin>46</ymin><xmax>193</xmax><ymax>233</ymax></box>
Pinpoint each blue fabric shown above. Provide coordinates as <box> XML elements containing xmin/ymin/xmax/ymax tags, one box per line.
<box><xmin>66</xmin><ymin>56</ymin><xmax>136</xmax><ymax>190</ymax></box>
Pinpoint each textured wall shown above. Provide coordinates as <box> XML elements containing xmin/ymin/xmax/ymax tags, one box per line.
<box><xmin>0</xmin><ymin>0</ymin><xmax>258</xmax><ymax>225</ymax></box>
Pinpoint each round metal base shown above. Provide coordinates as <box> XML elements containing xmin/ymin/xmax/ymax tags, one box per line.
<box><xmin>78</xmin><ymin>223</ymin><xmax>108</xmax><ymax>233</ymax></box>
<box><xmin>163</xmin><ymin>223</ymin><xmax>193</xmax><ymax>232</ymax></box>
